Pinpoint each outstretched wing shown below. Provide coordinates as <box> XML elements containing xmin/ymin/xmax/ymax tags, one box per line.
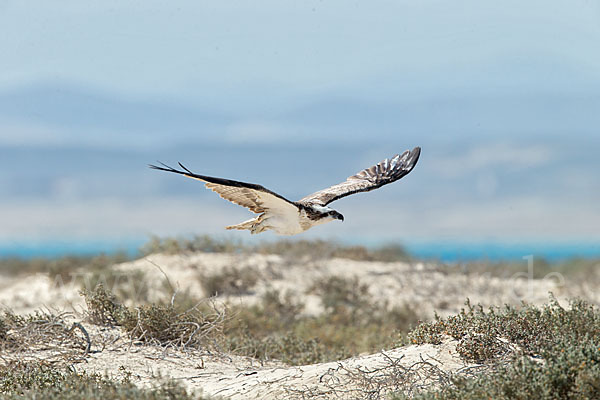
<box><xmin>298</xmin><ymin>147</ymin><xmax>421</xmax><ymax>206</ymax></box>
<box><xmin>149</xmin><ymin>162</ymin><xmax>299</xmax><ymax>215</ymax></box>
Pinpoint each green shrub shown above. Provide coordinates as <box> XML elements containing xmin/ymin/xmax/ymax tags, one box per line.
<box><xmin>0</xmin><ymin>362</ymin><xmax>202</xmax><ymax>399</ymax></box>
<box><xmin>398</xmin><ymin>297</ymin><xmax>600</xmax><ymax>399</ymax></box>
<box><xmin>80</xmin><ymin>284</ymin><xmax>129</xmax><ymax>326</ymax></box>
<box><xmin>410</xmin><ymin>297</ymin><xmax>600</xmax><ymax>361</ymax></box>
<box><xmin>398</xmin><ymin>340</ymin><xmax>600</xmax><ymax>400</ymax></box>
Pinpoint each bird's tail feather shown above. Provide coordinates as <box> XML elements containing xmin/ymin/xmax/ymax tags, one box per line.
<box><xmin>225</xmin><ymin>217</ymin><xmax>259</xmax><ymax>231</ymax></box>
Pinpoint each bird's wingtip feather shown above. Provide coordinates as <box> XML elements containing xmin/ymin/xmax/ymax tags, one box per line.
<box><xmin>178</xmin><ymin>162</ymin><xmax>193</xmax><ymax>174</ymax></box>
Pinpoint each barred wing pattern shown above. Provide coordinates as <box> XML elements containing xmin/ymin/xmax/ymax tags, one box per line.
<box><xmin>298</xmin><ymin>147</ymin><xmax>421</xmax><ymax>206</ymax></box>
<box><xmin>148</xmin><ymin>162</ymin><xmax>298</xmax><ymax>215</ymax></box>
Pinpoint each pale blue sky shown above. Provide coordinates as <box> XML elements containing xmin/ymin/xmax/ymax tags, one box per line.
<box><xmin>2</xmin><ymin>1</ymin><xmax>599</xmax><ymax>112</ymax></box>
<box><xmin>0</xmin><ymin>1</ymin><xmax>599</xmax><ymax>245</ymax></box>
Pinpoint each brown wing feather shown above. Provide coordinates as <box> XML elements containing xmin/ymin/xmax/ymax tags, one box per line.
<box><xmin>149</xmin><ymin>162</ymin><xmax>297</xmax><ymax>214</ymax></box>
<box><xmin>204</xmin><ymin>183</ymin><xmax>266</xmax><ymax>213</ymax></box>
<box><xmin>298</xmin><ymin>147</ymin><xmax>421</xmax><ymax>206</ymax></box>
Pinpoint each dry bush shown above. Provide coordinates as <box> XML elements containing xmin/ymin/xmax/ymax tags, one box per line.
<box><xmin>81</xmin><ymin>285</ymin><xmax>225</xmax><ymax>350</ymax></box>
<box><xmin>80</xmin><ymin>284</ymin><xmax>129</xmax><ymax>326</ymax></box>
<box><xmin>285</xmin><ymin>353</ymin><xmax>476</xmax><ymax>400</ymax></box>
<box><xmin>120</xmin><ymin>301</ymin><xmax>225</xmax><ymax>349</ymax></box>
<box><xmin>0</xmin><ymin>311</ymin><xmax>90</xmax><ymax>363</ymax></box>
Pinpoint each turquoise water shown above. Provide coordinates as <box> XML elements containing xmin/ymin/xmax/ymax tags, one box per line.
<box><xmin>1</xmin><ymin>238</ymin><xmax>599</xmax><ymax>262</ymax></box>
<box><xmin>404</xmin><ymin>240</ymin><xmax>600</xmax><ymax>262</ymax></box>
<box><xmin>0</xmin><ymin>239</ymin><xmax>146</xmax><ymax>259</ymax></box>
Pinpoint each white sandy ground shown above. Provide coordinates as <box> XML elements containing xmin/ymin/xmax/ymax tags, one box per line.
<box><xmin>79</xmin><ymin>331</ymin><xmax>472</xmax><ymax>399</ymax></box>
<box><xmin>9</xmin><ymin>319</ymin><xmax>475</xmax><ymax>399</ymax></box>
<box><xmin>1</xmin><ymin>252</ymin><xmax>599</xmax><ymax>398</ymax></box>
<box><xmin>3</xmin><ymin>252</ymin><xmax>599</xmax><ymax>317</ymax></box>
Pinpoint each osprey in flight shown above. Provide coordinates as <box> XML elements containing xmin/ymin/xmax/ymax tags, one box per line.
<box><xmin>150</xmin><ymin>147</ymin><xmax>420</xmax><ymax>235</ymax></box>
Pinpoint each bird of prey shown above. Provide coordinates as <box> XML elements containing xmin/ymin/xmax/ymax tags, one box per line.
<box><xmin>150</xmin><ymin>147</ymin><xmax>420</xmax><ymax>235</ymax></box>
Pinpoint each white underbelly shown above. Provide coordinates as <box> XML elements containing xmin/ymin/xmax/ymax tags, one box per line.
<box><xmin>269</xmin><ymin>215</ymin><xmax>305</xmax><ymax>235</ymax></box>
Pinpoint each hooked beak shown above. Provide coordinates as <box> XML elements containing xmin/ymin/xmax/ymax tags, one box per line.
<box><xmin>338</xmin><ymin>214</ymin><xmax>344</xmax><ymax>222</ymax></box>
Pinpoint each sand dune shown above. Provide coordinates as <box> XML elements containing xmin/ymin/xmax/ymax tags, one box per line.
<box><xmin>1</xmin><ymin>252</ymin><xmax>597</xmax><ymax>398</ymax></box>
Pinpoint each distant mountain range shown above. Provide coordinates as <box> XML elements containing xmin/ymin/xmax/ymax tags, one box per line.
<box><xmin>2</xmin><ymin>82</ymin><xmax>599</xmax><ymax>147</ymax></box>
<box><xmin>1</xmin><ymin>83</ymin><xmax>598</xmax><ymax>243</ymax></box>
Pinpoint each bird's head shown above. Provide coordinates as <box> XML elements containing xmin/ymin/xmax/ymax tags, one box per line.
<box><xmin>328</xmin><ymin>210</ymin><xmax>344</xmax><ymax>222</ymax></box>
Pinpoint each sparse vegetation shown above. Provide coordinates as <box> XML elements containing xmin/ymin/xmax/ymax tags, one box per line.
<box><xmin>222</xmin><ymin>289</ymin><xmax>343</xmax><ymax>365</ymax></box>
<box><xmin>80</xmin><ymin>268</ymin><xmax>151</xmax><ymax>304</ymax></box>
<box><xmin>14</xmin><ymin>284</ymin><xmax>600</xmax><ymax>399</ymax></box>
<box><xmin>119</xmin><ymin>300</ymin><xmax>225</xmax><ymax>349</ymax></box>
<box><xmin>0</xmin><ymin>310</ymin><xmax>90</xmax><ymax>362</ymax></box>
<box><xmin>0</xmin><ymin>253</ymin><xmax>130</xmax><ymax>278</ymax></box>
<box><xmin>0</xmin><ymin>362</ymin><xmax>201</xmax><ymax>399</ymax></box>
<box><xmin>80</xmin><ymin>284</ymin><xmax>129</xmax><ymax>326</ymax></box>
<box><xmin>81</xmin><ymin>285</ymin><xmax>225</xmax><ymax>349</ymax></box>
<box><xmin>138</xmin><ymin>235</ymin><xmax>412</xmax><ymax>262</ymax></box>
<box><xmin>78</xmin><ymin>275</ymin><xmax>420</xmax><ymax>366</ymax></box>
<box><xmin>140</xmin><ymin>235</ymin><xmax>244</xmax><ymax>255</ymax></box>
<box><xmin>400</xmin><ymin>297</ymin><xmax>600</xmax><ymax>399</ymax></box>
<box><xmin>442</xmin><ymin>257</ymin><xmax>600</xmax><ymax>283</ymax></box>
<box><xmin>410</xmin><ymin>297</ymin><xmax>600</xmax><ymax>359</ymax></box>
<box><xmin>0</xmin><ymin>286</ymin><xmax>218</xmax><ymax>399</ymax></box>
<box><xmin>254</xmin><ymin>239</ymin><xmax>412</xmax><ymax>262</ymax></box>
<box><xmin>200</xmin><ymin>265</ymin><xmax>258</xmax><ymax>296</ymax></box>
<box><xmin>222</xmin><ymin>277</ymin><xmax>420</xmax><ymax>365</ymax></box>
<box><xmin>3</xmin><ymin>236</ymin><xmax>600</xmax><ymax>398</ymax></box>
